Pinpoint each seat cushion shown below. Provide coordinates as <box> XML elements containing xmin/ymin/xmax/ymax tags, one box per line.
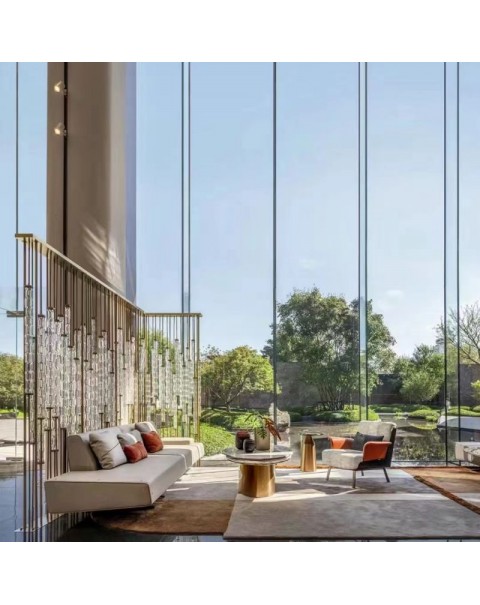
<box><xmin>322</xmin><ymin>448</ymin><xmax>364</xmax><ymax>470</ymax></box>
<box><xmin>152</xmin><ymin>443</ymin><xmax>205</xmax><ymax>467</ymax></box>
<box><xmin>45</xmin><ymin>454</ymin><xmax>186</xmax><ymax>514</ymax></box>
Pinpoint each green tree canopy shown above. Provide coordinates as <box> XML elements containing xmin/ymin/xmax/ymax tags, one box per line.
<box><xmin>395</xmin><ymin>344</ymin><xmax>444</xmax><ymax>403</ymax></box>
<box><xmin>0</xmin><ymin>353</ymin><xmax>23</xmax><ymax>410</ymax></box>
<box><xmin>263</xmin><ymin>288</ymin><xmax>396</xmax><ymax>410</ymax></box>
<box><xmin>436</xmin><ymin>303</ymin><xmax>480</xmax><ymax>366</ymax></box>
<box><xmin>201</xmin><ymin>346</ymin><xmax>275</xmax><ymax>412</ymax></box>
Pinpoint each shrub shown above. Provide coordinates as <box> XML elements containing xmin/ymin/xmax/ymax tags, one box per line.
<box><xmin>289</xmin><ymin>411</ymin><xmax>303</xmax><ymax>422</ymax></box>
<box><xmin>199</xmin><ymin>423</ymin><xmax>234</xmax><ymax>456</ymax></box>
<box><xmin>344</xmin><ymin>405</ymin><xmax>379</xmax><ymax>422</ymax></box>
<box><xmin>407</xmin><ymin>408</ymin><xmax>440</xmax><ymax>421</ymax></box>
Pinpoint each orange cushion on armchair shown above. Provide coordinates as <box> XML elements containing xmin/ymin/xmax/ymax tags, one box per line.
<box><xmin>363</xmin><ymin>441</ymin><xmax>391</xmax><ymax>462</ymax></box>
<box><xmin>329</xmin><ymin>436</ymin><xmax>354</xmax><ymax>449</ymax></box>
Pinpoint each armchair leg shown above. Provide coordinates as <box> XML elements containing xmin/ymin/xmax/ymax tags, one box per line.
<box><xmin>326</xmin><ymin>467</ymin><xmax>331</xmax><ymax>481</ymax></box>
<box><xmin>352</xmin><ymin>471</ymin><xmax>356</xmax><ymax>489</ymax></box>
<box><xmin>383</xmin><ymin>468</ymin><xmax>390</xmax><ymax>483</ymax></box>
<box><xmin>361</xmin><ymin>470</ymin><xmax>364</xmax><ymax>476</ymax></box>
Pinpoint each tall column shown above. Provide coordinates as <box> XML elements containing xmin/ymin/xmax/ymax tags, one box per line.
<box><xmin>47</xmin><ymin>62</ymin><xmax>136</xmax><ymax>301</ymax></box>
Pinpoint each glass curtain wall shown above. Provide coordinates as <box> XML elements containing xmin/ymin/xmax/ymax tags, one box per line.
<box><xmin>136</xmin><ymin>61</ymin><xmax>480</xmax><ymax>465</ymax></box>
<box><xmin>0</xmin><ymin>62</ymin><xmax>47</xmax><ymax>541</ymax></box>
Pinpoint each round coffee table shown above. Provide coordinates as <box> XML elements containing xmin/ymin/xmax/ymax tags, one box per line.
<box><xmin>224</xmin><ymin>447</ymin><xmax>292</xmax><ymax>497</ymax></box>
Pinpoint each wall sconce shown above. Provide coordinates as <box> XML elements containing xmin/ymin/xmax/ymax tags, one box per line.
<box><xmin>54</xmin><ymin>80</ymin><xmax>67</xmax><ymax>95</ymax></box>
<box><xmin>54</xmin><ymin>122</ymin><xmax>67</xmax><ymax>137</ymax></box>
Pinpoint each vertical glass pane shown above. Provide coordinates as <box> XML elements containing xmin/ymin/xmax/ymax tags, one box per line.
<box><xmin>136</xmin><ymin>63</ymin><xmax>182</xmax><ymax>311</ymax></box>
<box><xmin>368</xmin><ymin>63</ymin><xmax>445</xmax><ymax>464</ymax></box>
<box><xmin>191</xmin><ymin>63</ymin><xmax>273</xmax><ymax>457</ymax></box>
<box><xmin>458</xmin><ymin>63</ymin><xmax>480</xmax><ymax>449</ymax></box>
<box><xmin>0</xmin><ymin>62</ymin><xmax>47</xmax><ymax>541</ymax></box>
<box><xmin>277</xmin><ymin>63</ymin><xmax>359</xmax><ymax>464</ymax></box>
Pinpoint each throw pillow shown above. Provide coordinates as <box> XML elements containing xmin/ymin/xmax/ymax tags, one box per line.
<box><xmin>135</xmin><ymin>421</ymin><xmax>157</xmax><ymax>434</ymax></box>
<box><xmin>351</xmin><ymin>432</ymin><xmax>384</xmax><ymax>451</ymax></box>
<box><xmin>124</xmin><ymin>441</ymin><xmax>148</xmax><ymax>463</ymax></box>
<box><xmin>141</xmin><ymin>430</ymin><xmax>164</xmax><ymax>453</ymax></box>
<box><xmin>89</xmin><ymin>430</ymin><xmax>127</xmax><ymax>469</ymax></box>
<box><xmin>117</xmin><ymin>432</ymin><xmax>139</xmax><ymax>447</ymax></box>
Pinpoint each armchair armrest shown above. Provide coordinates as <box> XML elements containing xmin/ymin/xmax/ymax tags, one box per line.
<box><xmin>363</xmin><ymin>441</ymin><xmax>391</xmax><ymax>462</ymax></box>
<box><xmin>329</xmin><ymin>436</ymin><xmax>354</xmax><ymax>449</ymax></box>
<box><xmin>162</xmin><ymin>437</ymin><xmax>195</xmax><ymax>445</ymax></box>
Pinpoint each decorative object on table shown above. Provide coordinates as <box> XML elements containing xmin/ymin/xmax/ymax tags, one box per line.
<box><xmin>243</xmin><ymin>438</ymin><xmax>256</xmax><ymax>453</ymax></box>
<box><xmin>235</xmin><ymin>430</ymin><xmax>251</xmax><ymax>450</ymax></box>
<box><xmin>245</xmin><ymin>410</ymin><xmax>282</xmax><ymax>451</ymax></box>
<box><xmin>300</xmin><ymin>432</ymin><xmax>317</xmax><ymax>472</ymax></box>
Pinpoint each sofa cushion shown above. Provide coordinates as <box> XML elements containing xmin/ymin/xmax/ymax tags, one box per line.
<box><xmin>124</xmin><ymin>441</ymin><xmax>148</xmax><ymax>463</ymax></box>
<box><xmin>118</xmin><ymin>432</ymin><xmax>140</xmax><ymax>447</ymax></box>
<box><xmin>142</xmin><ymin>431</ymin><xmax>164</xmax><ymax>453</ymax></box>
<box><xmin>89</xmin><ymin>430</ymin><xmax>127</xmax><ymax>469</ymax></box>
<box><xmin>45</xmin><ymin>454</ymin><xmax>186</xmax><ymax>514</ymax></box>
<box><xmin>136</xmin><ymin>421</ymin><xmax>157</xmax><ymax>433</ymax></box>
<box><xmin>154</xmin><ymin>443</ymin><xmax>205</xmax><ymax>467</ymax></box>
<box><xmin>67</xmin><ymin>433</ymin><xmax>101</xmax><ymax>471</ymax></box>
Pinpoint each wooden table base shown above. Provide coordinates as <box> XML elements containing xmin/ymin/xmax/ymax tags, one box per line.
<box><xmin>239</xmin><ymin>463</ymin><xmax>275</xmax><ymax>497</ymax></box>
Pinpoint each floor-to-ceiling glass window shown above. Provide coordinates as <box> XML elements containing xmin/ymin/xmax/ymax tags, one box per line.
<box><xmin>190</xmin><ymin>63</ymin><xmax>273</xmax><ymax>457</ymax></box>
<box><xmin>0</xmin><ymin>62</ymin><xmax>47</xmax><ymax>541</ymax></box>
<box><xmin>457</xmin><ymin>63</ymin><xmax>480</xmax><ymax>450</ymax></box>
<box><xmin>276</xmin><ymin>63</ymin><xmax>361</xmax><ymax>463</ymax></box>
<box><xmin>136</xmin><ymin>63</ymin><xmax>182</xmax><ymax>311</ymax></box>
<box><xmin>367</xmin><ymin>63</ymin><xmax>445</xmax><ymax>463</ymax></box>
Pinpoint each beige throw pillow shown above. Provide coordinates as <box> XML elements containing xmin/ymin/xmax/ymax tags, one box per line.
<box><xmin>135</xmin><ymin>421</ymin><xmax>157</xmax><ymax>434</ymax></box>
<box><xmin>90</xmin><ymin>430</ymin><xmax>127</xmax><ymax>469</ymax></box>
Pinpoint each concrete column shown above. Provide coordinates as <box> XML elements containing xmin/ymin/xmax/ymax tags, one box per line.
<box><xmin>47</xmin><ymin>62</ymin><xmax>136</xmax><ymax>301</ymax></box>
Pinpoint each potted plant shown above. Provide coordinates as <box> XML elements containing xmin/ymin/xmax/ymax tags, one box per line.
<box><xmin>245</xmin><ymin>411</ymin><xmax>282</xmax><ymax>451</ymax></box>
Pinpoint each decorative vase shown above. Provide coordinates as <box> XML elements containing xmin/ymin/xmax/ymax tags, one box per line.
<box><xmin>243</xmin><ymin>438</ymin><xmax>255</xmax><ymax>453</ymax></box>
<box><xmin>254</xmin><ymin>428</ymin><xmax>271</xmax><ymax>451</ymax></box>
<box><xmin>235</xmin><ymin>430</ymin><xmax>250</xmax><ymax>450</ymax></box>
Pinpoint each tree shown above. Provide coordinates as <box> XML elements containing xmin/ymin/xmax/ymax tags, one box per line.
<box><xmin>436</xmin><ymin>303</ymin><xmax>480</xmax><ymax>366</ymax></box>
<box><xmin>201</xmin><ymin>346</ymin><xmax>275</xmax><ymax>412</ymax></box>
<box><xmin>395</xmin><ymin>344</ymin><xmax>444</xmax><ymax>404</ymax></box>
<box><xmin>263</xmin><ymin>288</ymin><xmax>396</xmax><ymax>410</ymax></box>
<box><xmin>0</xmin><ymin>353</ymin><xmax>23</xmax><ymax>410</ymax></box>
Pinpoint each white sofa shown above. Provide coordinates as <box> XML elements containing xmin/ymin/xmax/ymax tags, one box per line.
<box><xmin>455</xmin><ymin>441</ymin><xmax>480</xmax><ymax>466</ymax></box>
<box><xmin>45</xmin><ymin>423</ymin><xmax>204</xmax><ymax>514</ymax></box>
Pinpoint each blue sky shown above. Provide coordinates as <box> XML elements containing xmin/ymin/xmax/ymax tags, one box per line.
<box><xmin>2</xmin><ymin>62</ymin><xmax>480</xmax><ymax>357</ymax></box>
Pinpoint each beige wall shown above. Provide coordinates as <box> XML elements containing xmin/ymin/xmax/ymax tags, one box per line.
<box><xmin>47</xmin><ymin>62</ymin><xmax>136</xmax><ymax>301</ymax></box>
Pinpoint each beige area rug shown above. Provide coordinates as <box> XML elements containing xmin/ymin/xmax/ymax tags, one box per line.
<box><xmin>224</xmin><ymin>468</ymin><xmax>480</xmax><ymax>540</ymax></box>
<box><xmin>93</xmin><ymin>468</ymin><xmax>238</xmax><ymax>535</ymax></box>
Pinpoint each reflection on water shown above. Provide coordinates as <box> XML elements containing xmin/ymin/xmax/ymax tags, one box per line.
<box><xmin>283</xmin><ymin>416</ymin><xmax>480</xmax><ymax>466</ymax></box>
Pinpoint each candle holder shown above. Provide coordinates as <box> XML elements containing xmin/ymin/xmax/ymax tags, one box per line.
<box><xmin>243</xmin><ymin>438</ymin><xmax>255</xmax><ymax>453</ymax></box>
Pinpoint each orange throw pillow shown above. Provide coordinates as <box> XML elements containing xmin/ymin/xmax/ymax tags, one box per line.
<box><xmin>123</xmin><ymin>441</ymin><xmax>148</xmax><ymax>463</ymax></box>
<box><xmin>141</xmin><ymin>430</ymin><xmax>163</xmax><ymax>453</ymax></box>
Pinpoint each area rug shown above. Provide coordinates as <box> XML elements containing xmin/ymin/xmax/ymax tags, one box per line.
<box><xmin>405</xmin><ymin>467</ymin><xmax>480</xmax><ymax>515</ymax></box>
<box><xmin>224</xmin><ymin>468</ymin><xmax>480</xmax><ymax>540</ymax></box>
<box><xmin>93</xmin><ymin>499</ymin><xmax>234</xmax><ymax>535</ymax></box>
<box><xmin>93</xmin><ymin>467</ymin><xmax>238</xmax><ymax>535</ymax></box>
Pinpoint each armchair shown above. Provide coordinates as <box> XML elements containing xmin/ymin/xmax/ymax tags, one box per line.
<box><xmin>322</xmin><ymin>421</ymin><xmax>397</xmax><ymax>488</ymax></box>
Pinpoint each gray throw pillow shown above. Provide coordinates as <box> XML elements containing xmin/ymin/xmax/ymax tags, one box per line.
<box><xmin>90</xmin><ymin>430</ymin><xmax>127</xmax><ymax>469</ymax></box>
<box><xmin>117</xmin><ymin>432</ymin><xmax>139</xmax><ymax>447</ymax></box>
<box><xmin>352</xmin><ymin>432</ymin><xmax>383</xmax><ymax>451</ymax></box>
<box><xmin>135</xmin><ymin>421</ymin><xmax>157</xmax><ymax>434</ymax></box>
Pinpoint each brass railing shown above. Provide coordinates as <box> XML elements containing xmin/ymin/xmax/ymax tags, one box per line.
<box><xmin>17</xmin><ymin>234</ymin><xmax>201</xmax><ymax>538</ymax></box>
